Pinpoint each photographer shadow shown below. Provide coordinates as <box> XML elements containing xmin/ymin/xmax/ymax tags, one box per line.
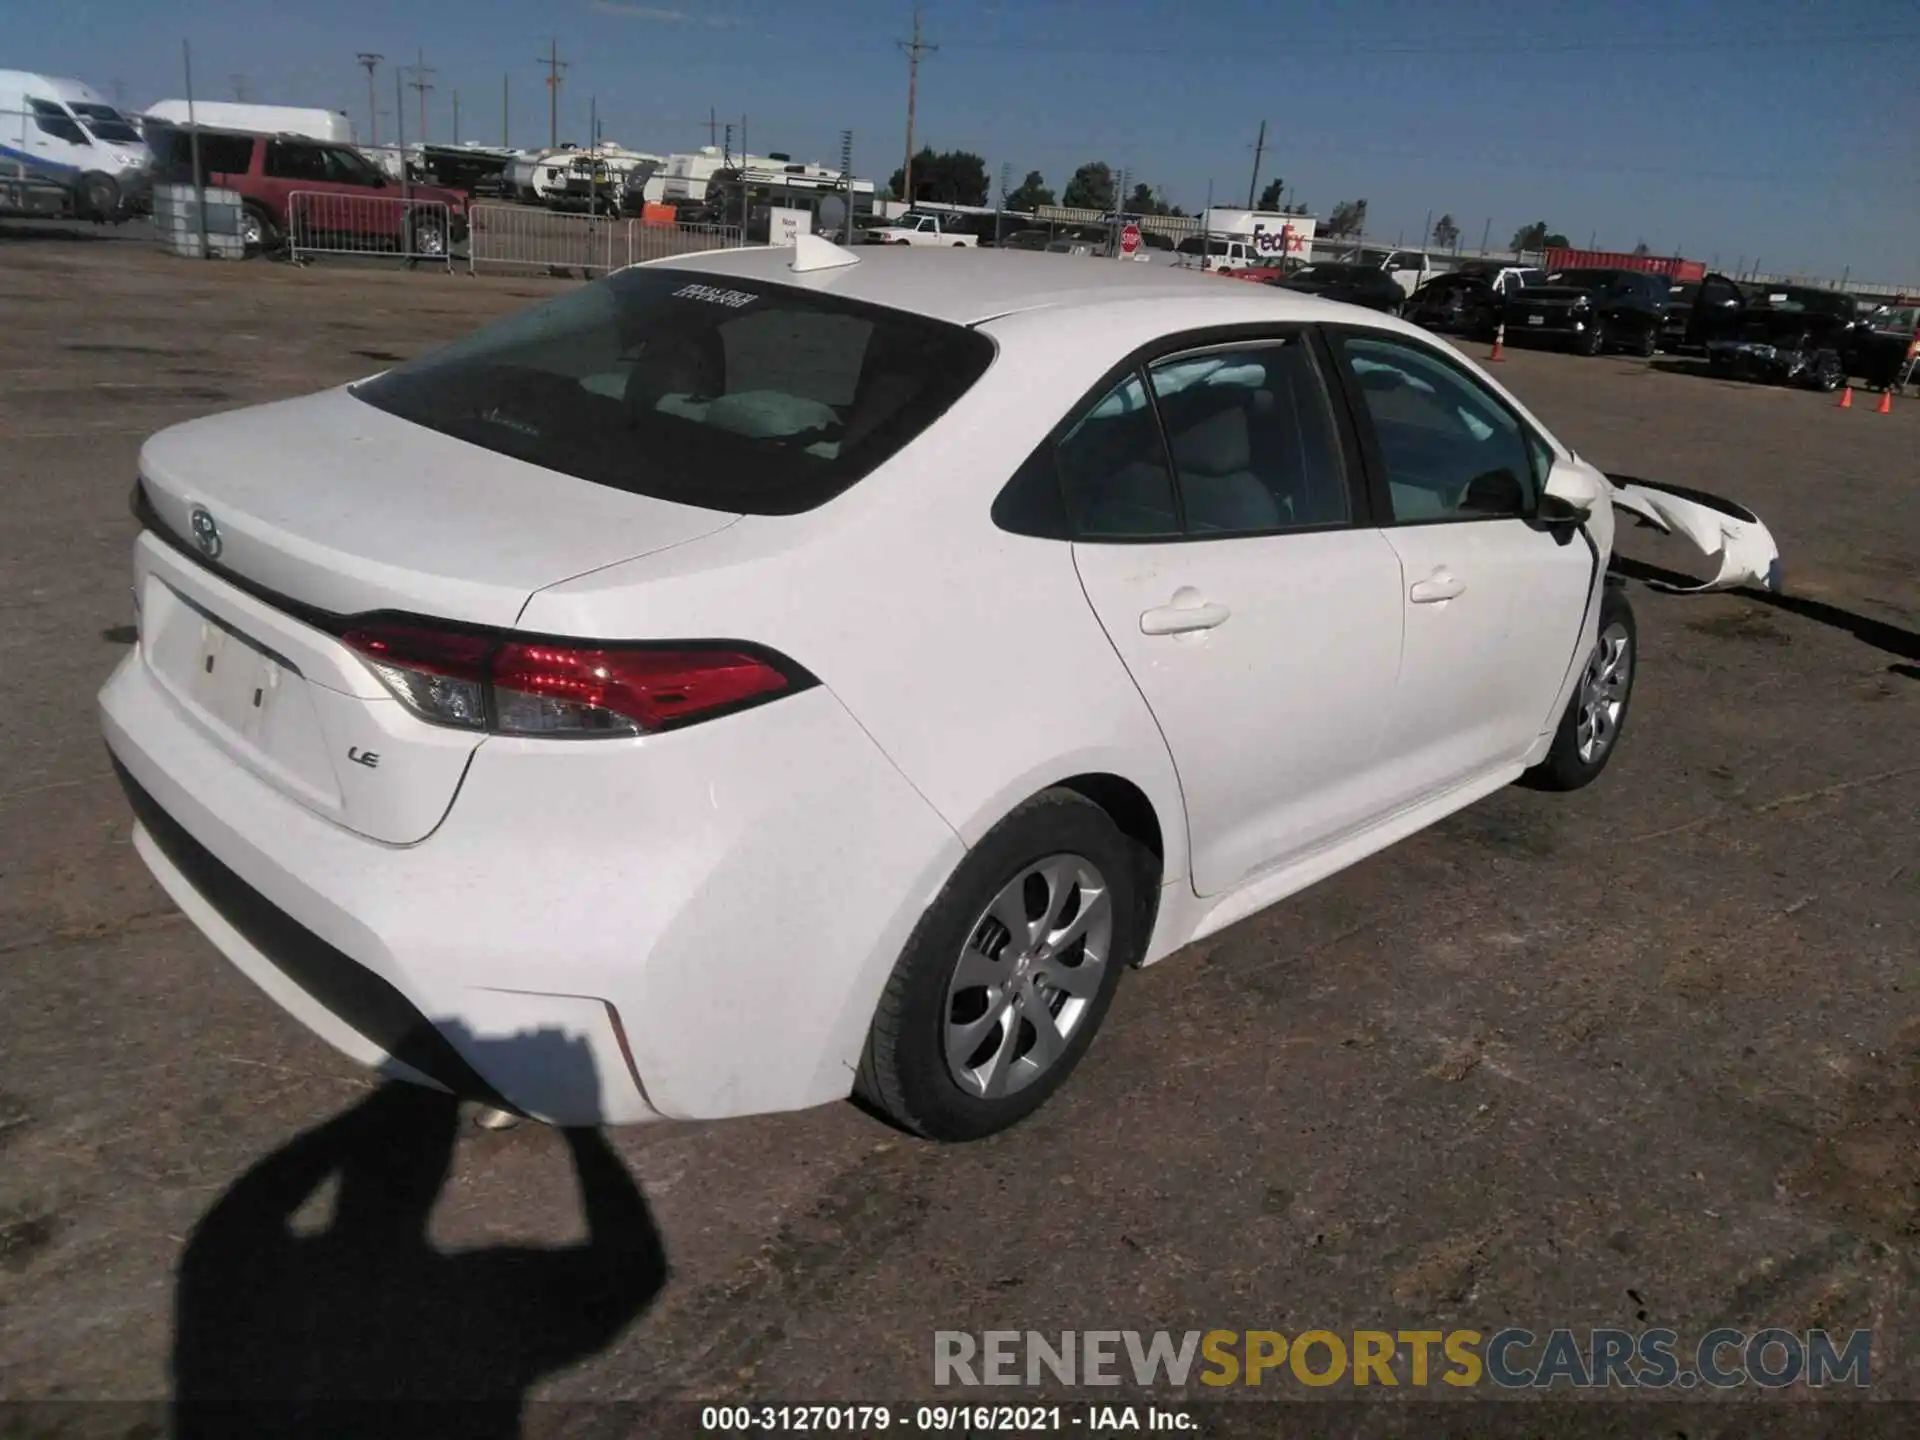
<box><xmin>171</xmin><ymin>1027</ymin><xmax>666</xmax><ymax>1439</ymax></box>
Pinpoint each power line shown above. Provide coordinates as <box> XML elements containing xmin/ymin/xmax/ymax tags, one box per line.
<box><xmin>932</xmin><ymin>28</ymin><xmax>1920</xmax><ymax>60</ymax></box>
<box><xmin>897</xmin><ymin>7</ymin><xmax>938</xmax><ymax>203</ymax></box>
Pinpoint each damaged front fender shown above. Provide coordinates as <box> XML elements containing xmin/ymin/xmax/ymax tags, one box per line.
<box><xmin>1604</xmin><ymin>474</ymin><xmax>1783</xmax><ymax>594</ymax></box>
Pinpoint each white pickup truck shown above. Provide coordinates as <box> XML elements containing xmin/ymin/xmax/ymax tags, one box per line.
<box><xmin>866</xmin><ymin>211</ymin><xmax>977</xmax><ymax>247</ymax></box>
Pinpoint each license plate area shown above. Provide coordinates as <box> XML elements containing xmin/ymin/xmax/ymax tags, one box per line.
<box><xmin>1527</xmin><ymin>313</ymin><xmax>1546</xmax><ymax>325</ymax></box>
<box><xmin>141</xmin><ymin>574</ymin><xmax>343</xmax><ymax>811</ymax></box>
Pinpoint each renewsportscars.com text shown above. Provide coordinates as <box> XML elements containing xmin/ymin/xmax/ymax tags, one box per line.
<box><xmin>933</xmin><ymin>1328</ymin><xmax>1872</xmax><ymax>1390</ymax></box>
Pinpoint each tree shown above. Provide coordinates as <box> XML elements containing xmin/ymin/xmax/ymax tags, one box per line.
<box><xmin>1326</xmin><ymin>198</ymin><xmax>1368</xmax><ymax>237</ymax></box>
<box><xmin>1511</xmin><ymin>220</ymin><xmax>1569</xmax><ymax>252</ymax></box>
<box><xmin>1003</xmin><ymin>169</ymin><xmax>1054</xmax><ymax>212</ymax></box>
<box><xmin>1632</xmin><ymin>239</ymin><xmax>1651</xmax><ymax>257</ymax></box>
<box><xmin>886</xmin><ymin>148</ymin><xmax>989</xmax><ymax>206</ymax></box>
<box><xmin>1061</xmin><ymin>161</ymin><xmax>1115</xmax><ymax>211</ymax></box>
<box><xmin>1256</xmin><ymin>177</ymin><xmax>1285</xmax><ymax>211</ymax></box>
<box><xmin>1432</xmin><ymin>213</ymin><xmax>1460</xmax><ymax>250</ymax></box>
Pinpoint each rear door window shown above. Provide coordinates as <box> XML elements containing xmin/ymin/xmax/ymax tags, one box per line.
<box><xmin>352</xmin><ymin>267</ymin><xmax>996</xmax><ymax>515</ymax></box>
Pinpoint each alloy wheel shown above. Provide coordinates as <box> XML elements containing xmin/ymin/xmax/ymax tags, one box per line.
<box><xmin>1576</xmin><ymin>621</ymin><xmax>1633</xmax><ymax>764</ymax></box>
<box><xmin>944</xmin><ymin>853</ymin><xmax>1113</xmax><ymax>1100</ymax></box>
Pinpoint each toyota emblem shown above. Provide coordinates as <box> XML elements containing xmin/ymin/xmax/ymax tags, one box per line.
<box><xmin>189</xmin><ymin>506</ymin><xmax>222</xmax><ymax>560</ymax></box>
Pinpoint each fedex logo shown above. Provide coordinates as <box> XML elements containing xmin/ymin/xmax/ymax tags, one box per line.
<box><xmin>1250</xmin><ymin>223</ymin><xmax>1303</xmax><ymax>255</ymax></box>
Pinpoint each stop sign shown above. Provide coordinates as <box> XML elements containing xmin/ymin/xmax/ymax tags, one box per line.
<box><xmin>1119</xmin><ymin>223</ymin><xmax>1142</xmax><ymax>256</ymax></box>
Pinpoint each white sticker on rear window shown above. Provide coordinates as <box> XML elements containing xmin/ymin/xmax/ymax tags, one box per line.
<box><xmin>673</xmin><ymin>283</ymin><xmax>759</xmax><ymax>308</ymax></box>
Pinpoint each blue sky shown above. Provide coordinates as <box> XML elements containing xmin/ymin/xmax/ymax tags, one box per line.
<box><xmin>21</xmin><ymin>0</ymin><xmax>1920</xmax><ymax>280</ymax></box>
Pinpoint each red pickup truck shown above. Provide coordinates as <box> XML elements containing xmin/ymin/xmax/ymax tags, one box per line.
<box><xmin>147</xmin><ymin>124</ymin><xmax>468</xmax><ymax>258</ymax></box>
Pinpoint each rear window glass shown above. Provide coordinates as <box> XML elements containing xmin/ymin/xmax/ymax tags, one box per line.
<box><xmin>351</xmin><ymin>267</ymin><xmax>996</xmax><ymax>516</ymax></box>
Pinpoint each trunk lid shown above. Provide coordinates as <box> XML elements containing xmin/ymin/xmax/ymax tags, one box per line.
<box><xmin>134</xmin><ymin>385</ymin><xmax>740</xmax><ymax>844</ymax></box>
<box><xmin>138</xmin><ymin>384</ymin><xmax>738</xmax><ymax>630</ymax></box>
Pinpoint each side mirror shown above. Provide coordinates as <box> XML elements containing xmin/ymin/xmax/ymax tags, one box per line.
<box><xmin>1542</xmin><ymin>461</ymin><xmax>1602</xmax><ymax>515</ymax></box>
<box><xmin>1537</xmin><ymin>493</ymin><xmax>1588</xmax><ymax>528</ymax></box>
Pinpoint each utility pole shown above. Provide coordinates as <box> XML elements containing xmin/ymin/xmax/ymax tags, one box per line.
<box><xmin>452</xmin><ymin>90</ymin><xmax>459</xmax><ymax>144</ymax></box>
<box><xmin>707</xmin><ymin>106</ymin><xmax>719</xmax><ymax>148</ymax></box>
<box><xmin>1479</xmin><ymin>217</ymin><xmax>1491</xmax><ymax>255</ymax></box>
<box><xmin>407</xmin><ymin>49</ymin><xmax>436</xmax><ymax>146</ymax></box>
<box><xmin>502</xmin><ymin>73</ymin><xmax>509</xmax><ymax>148</ymax></box>
<box><xmin>230</xmin><ymin>73</ymin><xmax>249</xmax><ymax>102</ymax></box>
<box><xmin>538</xmin><ymin>36</ymin><xmax>567</xmax><ymax>149</ymax></box>
<box><xmin>897</xmin><ymin>7</ymin><xmax>937</xmax><ymax>205</ymax></box>
<box><xmin>356</xmin><ymin>54</ymin><xmax>383</xmax><ymax>147</ymax></box>
<box><xmin>997</xmin><ymin>160</ymin><xmax>1010</xmax><ymax>244</ymax></box>
<box><xmin>1245</xmin><ymin>118</ymin><xmax>1265</xmax><ymax>210</ymax></box>
<box><xmin>840</xmin><ymin>129</ymin><xmax>855</xmax><ymax>245</ymax></box>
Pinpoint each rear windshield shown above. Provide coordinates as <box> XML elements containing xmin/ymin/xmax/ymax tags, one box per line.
<box><xmin>1545</xmin><ymin>269</ymin><xmax>1625</xmax><ymax>291</ymax></box>
<box><xmin>352</xmin><ymin>267</ymin><xmax>996</xmax><ymax>516</ymax></box>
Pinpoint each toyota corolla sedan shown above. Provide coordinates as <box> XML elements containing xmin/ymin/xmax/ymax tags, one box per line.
<box><xmin>102</xmin><ymin>239</ymin><xmax>1645</xmax><ymax>1142</ymax></box>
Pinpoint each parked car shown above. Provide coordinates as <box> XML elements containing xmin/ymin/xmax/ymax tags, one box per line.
<box><xmin>1270</xmin><ymin>262</ymin><xmax>1406</xmax><ymax>313</ymax></box>
<box><xmin>1706</xmin><ymin>285</ymin><xmax>1868</xmax><ymax>392</ymax></box>
<box><xmin>1658</xmin><ymin>272</ymin><xmax>1749</xmax><ymax>353</ymax></box>
<box><xmin>1855</xmin><ymin>301</ymin><xmax>1920</xmax><ymax>391</ymax></box>
<box><xmin>1404</xmin><ymin>273</ymin><xmax>1506</xmax><ymax>336</ymax></box>
<box><xmin>111</xmin><ymin>242</ymin><xmax>1732</xmax><ymax>1141</ymax></box>
<box><xmin>866</xmin><ymin>210</ymin><xmax>977</xmax><ymax>246</ymax></box>
<box><xmin>1504</xmin><ymin>268</ymin><xmax>1671</xmax><ymax>357</ymax></box>
<box><xmin>1001</xmin><ymin>227</ymin><xmax>1053</xmax><ymax>252</ymax></box>
<box><xmin>145</xmin><ymin>123</ymin><xmax>468</xmax><ymax>257</ymax></box>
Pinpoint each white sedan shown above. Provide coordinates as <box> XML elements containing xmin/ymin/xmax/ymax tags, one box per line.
<box><xmin>100</xmin><ymin>239</ymin><xmax>1759</xmax><ymax>1141</ymax></box>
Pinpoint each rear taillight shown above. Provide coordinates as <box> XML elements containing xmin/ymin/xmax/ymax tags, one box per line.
<box><xmin>339</xmin><ymin>619</ymin><xmax>807</xmax><ymax>738</ymax></box>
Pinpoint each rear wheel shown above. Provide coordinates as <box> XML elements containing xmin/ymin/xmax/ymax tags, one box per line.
<box><xmin>1524</xmin><ymin>587</ymin><xmax>1637</xmax><ymax>792</ymax></box>
<box><xmin>1579</xmin><ymin>321</ymin><xmax>1608</xmax><ymax>357</ymax></box>
<box><xmin>857</xmin><ymin>789</ymin><xmax>1145</xmax><ymax>1141</ymax></box>
<box><xmin>1635</xmin><ymin>326</ymin><xmax>1658</xmax><ymax>358</ymax></box>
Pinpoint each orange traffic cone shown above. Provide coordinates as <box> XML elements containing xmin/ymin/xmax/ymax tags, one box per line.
<box><xmin>1877</xmin><ymin>389</ymin><xmax>1893</xmax><ymax>415</ymax></box>
<box><xmin>1489</xmin><ymin>323</ymin><xmax>1506</xmax><ymax>362</ymax></box>
<box><xmin>1837</xmin><ymin>385</ymin><xmax>1853</xmax><ymax>409</ymax></box>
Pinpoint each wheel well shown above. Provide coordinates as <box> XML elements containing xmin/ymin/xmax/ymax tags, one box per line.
<box><xmin>1055</xmin><ymin>774</ymin><xmax>1166</xmax><ymax>955</ymax></box>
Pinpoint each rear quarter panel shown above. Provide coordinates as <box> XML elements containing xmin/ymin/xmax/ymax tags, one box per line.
<box><xmin>517</xmin><ymin>304</ymin><xmax>1206</xmax><ymax>887</ymax></box>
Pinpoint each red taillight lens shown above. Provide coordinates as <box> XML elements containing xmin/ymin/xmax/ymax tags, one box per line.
<box><xmin>340</xmin><ymin>620</ymin><xmax>802</xmax><ymax>738</ymax></box>
<box><xmin>492</xmin><ymin>644</ymin><xmax>791</xmax><ymax>736</ymax></box>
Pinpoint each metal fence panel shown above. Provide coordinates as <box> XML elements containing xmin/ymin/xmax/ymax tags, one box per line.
<box><xmin>626</xmin><ymin>220</ymin><xmax>744</xmax><ymax>267</ymax></box>
<box><xmin>286</xmin><ymin>191</ymin><xmax>456</xmax><ymax>269</ymax></box>
<box><xmin>468</xmin><ymin>204</ymin><xmax>621</xmax><ymax>277</ymax></box>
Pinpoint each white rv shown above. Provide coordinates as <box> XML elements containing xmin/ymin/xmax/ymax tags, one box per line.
<box><xmin>0</xmin><ymin>70</ymin><xmax>151</xmax><ymax>219</ymax></box>
<box><xmin>142</xmin><ymin>100</ymin><xmax>355</xmax><ymax>146</ymax></box>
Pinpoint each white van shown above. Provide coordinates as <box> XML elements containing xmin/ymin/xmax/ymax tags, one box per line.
<box><xmin>0</xmin><ymin>70</ymin><xmax>151</xmax><ymax>219</ymax></box>
<box><xmin>143</xmin><ymin>100</ymin><xmax>355</xmax><ymax>146</ymax></box>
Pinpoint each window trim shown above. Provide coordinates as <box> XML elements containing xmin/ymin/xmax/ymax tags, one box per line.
<box><xmin>991</xmin><ymin>322</ymin><xmax>1372</xmax><ymax>545</ymax></box>
<box><xmin>1323</xmin><ymin>324</ymin><xmax>1555</xmax><ymax>530</ymax></box>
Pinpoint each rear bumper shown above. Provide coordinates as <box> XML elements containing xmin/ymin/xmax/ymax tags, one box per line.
<box><xmin>100</xmin><ymin>644</ymin><xmax>964</xmax><ymax>1126</ymax></box>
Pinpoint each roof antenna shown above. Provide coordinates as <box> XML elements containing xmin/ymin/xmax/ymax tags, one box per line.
<box><xmin>789</xmin><ymin>232</ymin><xmax>861</xmax><ymax>273</ymax></box>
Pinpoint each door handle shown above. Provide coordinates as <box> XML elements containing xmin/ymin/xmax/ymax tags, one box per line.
<box><xmin>1409</xmin><ymin>570</ymin><xmax>1466</xmax><ymax>604</ymax></box>
<box><xmin>1140</xmin><ymin>596</ymin><xmax>1232</xmax><ymax>635</ymax></box>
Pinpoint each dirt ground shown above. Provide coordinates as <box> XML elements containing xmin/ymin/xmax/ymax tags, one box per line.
<box><xmin>1</xmin><ymin>231</ymin><xmax>1917</xmax><ymax>1434</ymax></box>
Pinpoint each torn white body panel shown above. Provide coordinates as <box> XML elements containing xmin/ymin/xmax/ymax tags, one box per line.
<box><xmin>1604</xmin><ymin>475</ymin><xmax>1783</xmax><ymax>594</ymax></box>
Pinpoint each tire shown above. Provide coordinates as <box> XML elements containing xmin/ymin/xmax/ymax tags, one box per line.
<box><xmin>78</xmin><ymin>171</ymin><xmax>119</xmax><ymax>222</ymax></box>
<box><xmin>238</xmin><ymin>203</ymin><xmax>278</xmax><ymax>257</ymax></box>
<box><xmin>857</xmin><ymin>789</ymin><xmax>1146</xmax><ymax>1141</ymax></box>
<box><xmin>1579</xmin><ymin>321</ymin><xmax>1608</xmax><ymax>357</ymax></box>
<box><xmin>408</xmin><ymin>214</ymin><xmax>448</xmax><ymax>260</ymax></box>
<box><xmin>1806</xmin><ymin>351</ymin><xmax>1843</xmax><ymax>393</ymax></box>
<box><xmin>1523</xmin><ymin>587</ymin><xmax>1637</xmax><ymax>793</ymax></box>
<box><xmin>1635</xmin><ymin>326</ymin><xmax>1658</xmax><ymax>358</ymax></box>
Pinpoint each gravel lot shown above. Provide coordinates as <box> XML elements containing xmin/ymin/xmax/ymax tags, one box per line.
<box><xmin>2</xmin><ymin>231</ymin><xmax>1916</xmax><ymax>1433</ymax></box>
